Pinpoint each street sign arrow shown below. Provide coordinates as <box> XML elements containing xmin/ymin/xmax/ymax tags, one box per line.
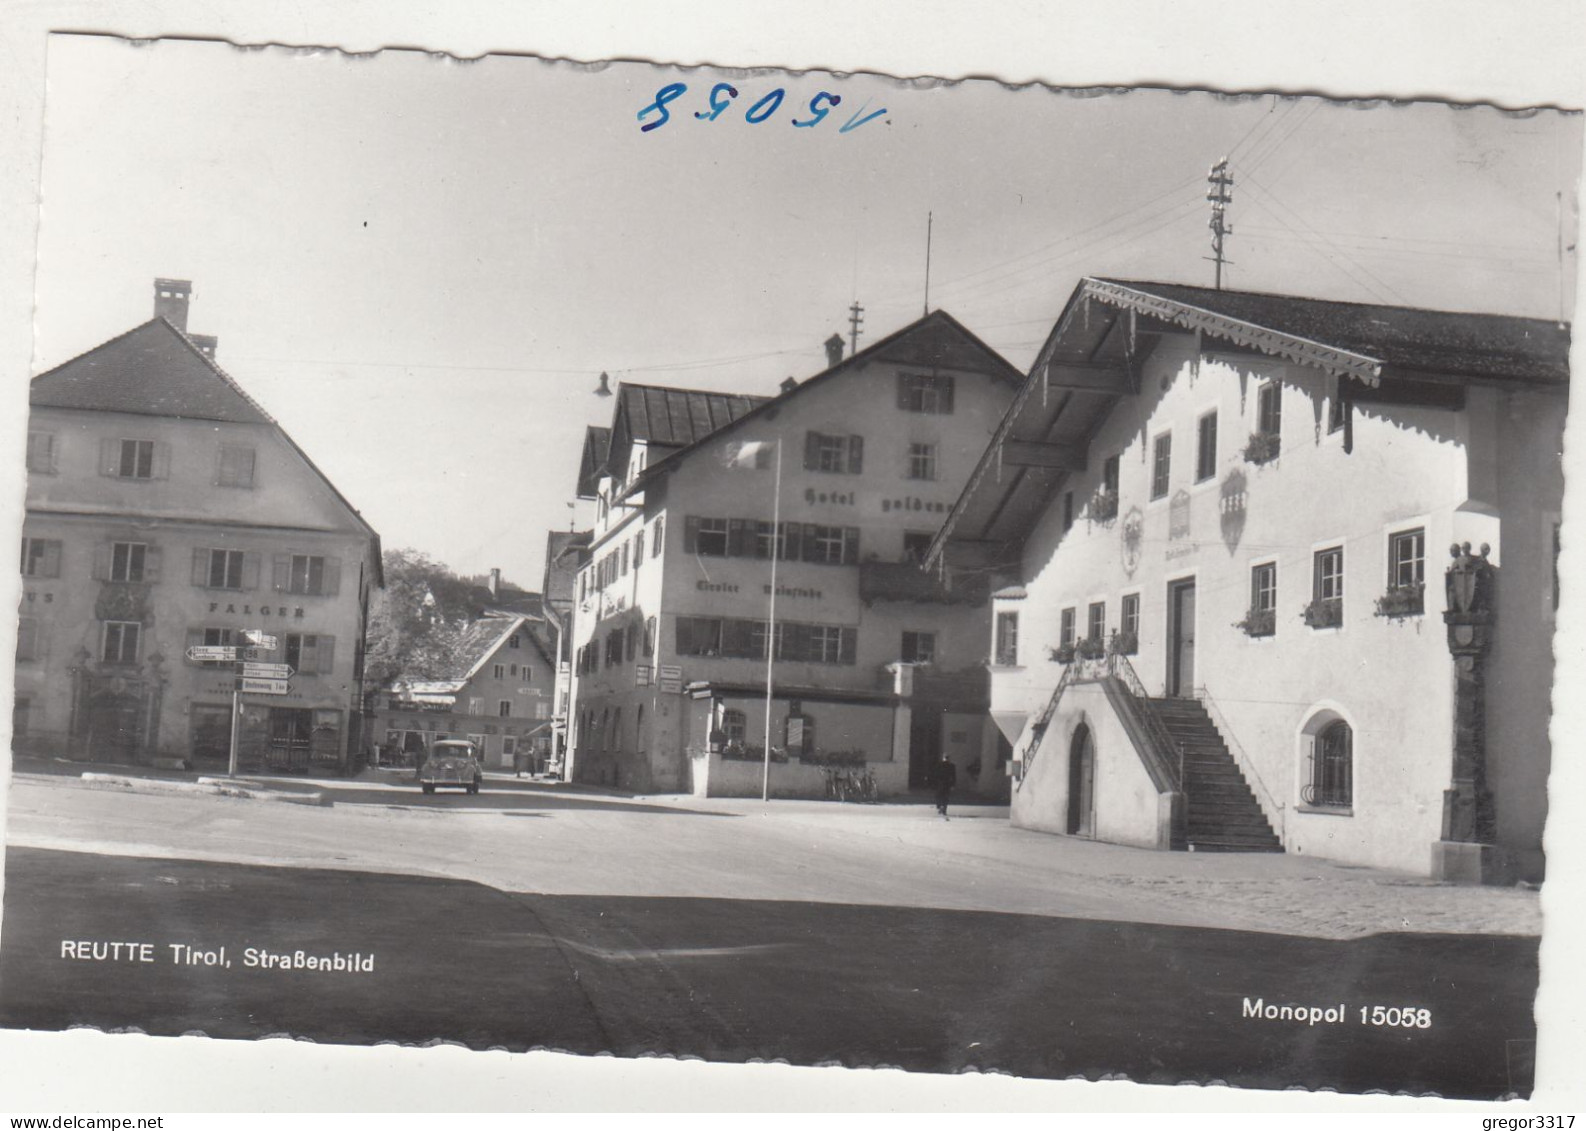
<box><xmin>242</xmin><ymin>662</ymin><xmax>294</xmax><ymax>679</ymax></box>
<box><xmin>238</xmin><ymin>676</ymin><xmax>291</xmax><ymax>696</ymax></box>
<box><xmin>243</xmin><ymin>630</ymin><xmax>280</xmax><ymax>649</ymax></box>
<box><xmin>186</xmin><ymin>645</ymin><xmax>241</xmax><ymax>662</ymax></box>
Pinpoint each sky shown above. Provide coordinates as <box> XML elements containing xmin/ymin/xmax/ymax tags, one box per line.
<box><xmin>29</xmin><ymin>35</ymin><xmax>1583</xmax><ymax>589</ymax></box>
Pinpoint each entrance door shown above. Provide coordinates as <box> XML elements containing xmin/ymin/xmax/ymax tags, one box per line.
<box><xmin>1168</xmin><ymin>579</ymin><xmax>1197</xmax><ymax>697</ymax></box>
<box><xmin>87</xmin><ymin>693</ymin><xmax>142</xmax><ymax>763</ymax></box>
<box><xmin>1066</xmin><ymin>724</ymin><xmax>1095</xmax><ymax>836</ymax></box>
<box><xmin>909</xmin><ymin>708</ymin><xmax>942</xmax><ymax>788</ymax></box>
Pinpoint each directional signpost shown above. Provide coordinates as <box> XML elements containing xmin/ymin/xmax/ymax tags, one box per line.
<box><xmin>186</xmin><ymin>645</ymin><xmax>241</xmax><ymax>663</ymax></box>
<box><xmin>239</xmin><ymin>676</ymin><xmax>291</xmax><ymax>696</ymax></box>
<box><xmin>243</xmin><ymin>662</ymin><xmax>294</xmax><ymax>680</ymax></box>
<box><xmin>224</xmin><ymin>630</ymin><xmax>289</xmax><ymax>776</ymax></box>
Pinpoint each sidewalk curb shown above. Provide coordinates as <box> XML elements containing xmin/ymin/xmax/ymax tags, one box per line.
<box><xmin>79</xmin><ymin>773</ymin><xmax>331</xmax><ymax>807</ymax></box>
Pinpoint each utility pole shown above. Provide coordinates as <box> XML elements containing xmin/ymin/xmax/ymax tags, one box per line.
<box><xmin>848</xmin><ymin>301</ymin><xmax>865</xmax><ymax>357</ymax></box>
<box><xmin>923</xmin><ymin>212</ymin><xmax>933</xmax><ymax>317</ymax></box>
<box><xmin>1206</xmin><ymin>157</ymin><xmax>1235</xmax><ymax>290</ymax></box>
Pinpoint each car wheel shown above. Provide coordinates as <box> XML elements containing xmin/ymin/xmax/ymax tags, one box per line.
<box><xmin>468</xmin><ymin>780</ymin><xmax>479</xmax><ymax>795</ymax></box>
<box><xmin>421</xmin><ymin>784</ymin><xmax>434</xmax><ymax>795</ymax></box>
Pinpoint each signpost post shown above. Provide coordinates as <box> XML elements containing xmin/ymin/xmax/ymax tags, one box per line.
<box><xmin>207</xmin><ymin>631</ymin><xmax>285</xmax><ymax>778</ymax></box>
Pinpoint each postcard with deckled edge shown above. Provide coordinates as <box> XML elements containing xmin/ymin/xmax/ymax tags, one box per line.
<box><xmin>1</xmin><ymin>31</ymin><xmax>1580</xmax><ymax>1106</ymax></box>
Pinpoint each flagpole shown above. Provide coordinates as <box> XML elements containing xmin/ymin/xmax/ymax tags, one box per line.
<box><xmin>762</xmin><ymin>440</ymin><xmax>781</xmax><ymax>803</ymax></box>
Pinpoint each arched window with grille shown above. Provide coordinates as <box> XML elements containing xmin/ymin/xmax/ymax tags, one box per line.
<box><xmin>1303</xmin><ymin>716</ymin><xmax>1353</xmax><ymax>809</ymax></box>
<box><xmin>721</xmin><ymin>708</ymin><xmax>746</xmax><ymax>755</ymax></box>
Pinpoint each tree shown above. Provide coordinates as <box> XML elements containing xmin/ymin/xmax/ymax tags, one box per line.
<box><xmin>364</xmin><ymin>548</ymin><xmax>471</xmax><ymax>688</ymax></box>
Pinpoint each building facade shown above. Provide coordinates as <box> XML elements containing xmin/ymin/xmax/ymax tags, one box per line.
<box><xmin>17</xmin><ymin>280</ymin><xmax>383</xmax><ymax>773</ymax></box>
<box><xmin>371</xmin><ymin>612</ymin><xmax>557</xmax><ymax>771</ymax></box>
<box><xmin>567</xmin><ymin>312</ymin><xmax>1022</xmax><ymax>797</ymax></box>
<box><xmin>934</xmin><ymin>277</ymin><xmax>1567</xmax><ymax>881</ymax></box>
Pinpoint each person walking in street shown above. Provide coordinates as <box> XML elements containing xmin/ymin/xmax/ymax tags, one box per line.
<box><xmin>933</xmin><ymin>753</ymin><xmax>957</xmax><ymax>819</ymax></box>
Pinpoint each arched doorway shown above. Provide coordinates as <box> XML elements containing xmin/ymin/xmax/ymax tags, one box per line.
<box><xmin>1067</xmin><ymin>723</ymin><xmax>1095</xmax><ymax>836</ymax></box>
<box><xmin>87</xmin><ymin>692</ymin><xmax>142</xmax><ymax>763</ymax></box>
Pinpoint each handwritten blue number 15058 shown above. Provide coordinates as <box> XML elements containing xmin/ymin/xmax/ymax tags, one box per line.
<box><xmin>638</xmin><ymin>83</ymin><xmax>886</xmax><ymax>133</ymax></box>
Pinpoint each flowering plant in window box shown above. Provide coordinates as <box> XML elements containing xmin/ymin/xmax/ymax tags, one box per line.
<box><xmin>1234</xmin><ymin>607</ymin><xmax>1276</xmax><ymax>637</ymax></box>
<box><xmin>1374</xmin><ymin>583</ymin><xmax>1425</xmax><ymax>619</ymax></box>
<box><xmin>1075</xmin><ymin>638</ymin><xmax>1107</xmax><ymax>660</ymax></box>
<box><xmin>1301</xmin><ymin>597</ymin><xmax>1343</xmax><ymax>629</ymax></box>
<box><xmin>1107</xmin><ymin>630</ymin><xmax>1138</xmax><ymax>656</ymax></box>
<box><xmin>1050</xmin><ymin>642</ymin><xmax>1077</xmax><ymax>664</ymax></box>
<box><xmin>1243</xmin><ymin>431</ymin><xmax>1281</xmax><ymax>465</ymax></box>
<box><xmin>1089</xmin><ymin>487</ymin><xmax>1119</xmax><ymax>522</ymax></box>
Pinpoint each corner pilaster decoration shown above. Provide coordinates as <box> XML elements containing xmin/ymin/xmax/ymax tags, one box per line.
<box><xmin>1438</xmin><ymin>542</ymin><xmax>1498</xmax><ymax>867</ymax></box>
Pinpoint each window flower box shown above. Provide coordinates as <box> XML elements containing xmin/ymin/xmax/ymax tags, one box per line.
<box><xmin>1301</xmin><ymin>597</ymin><xmax>1343</xmax><ymax>629</ymax></box>
<box><xmin>1089</xmin><ymin>487</ymin><xmax>1119</xmax><ymax>522</ymax></box>
<box><xmin>1107</xmin><ymin>630</ymin><xmax>1138</xmax><ymax>656</ymax></box>
<box><xmin>1374</xmin><ymin>583</ymin><xmax>1425</xmax><ymax>619</ymax></box>
<box><xmin>1075</xmin><ymin>638</ymin><xmax>1106</xmax><ymax>660</ymax></box>
<box><xmin>1235</xmin><ymin>607</ymin><xmax>1276</xmax><ymax>637</ymax></box>
<box><xmin>1244</xmin><ymin>431</ymin><xmax>1281</xmax><ymax>465</ymax></box>
<box><xmin>1050</xmin><ymin>642</ymin><xmax>1077</xmax><ymax>664</ymax></box>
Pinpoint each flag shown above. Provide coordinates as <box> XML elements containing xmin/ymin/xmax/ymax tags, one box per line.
<box><xmin>722</xmin><ymin>439</ymin><xmax>774</xmax><ymax>469</ymax></box>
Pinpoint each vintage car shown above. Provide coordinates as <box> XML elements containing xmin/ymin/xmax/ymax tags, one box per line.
<box><xmin>418</xmin><ymin>740</ymin><xmax>483</xmax><ymax>795</ymax></box>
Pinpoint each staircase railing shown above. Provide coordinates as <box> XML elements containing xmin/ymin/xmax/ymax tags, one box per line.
<box><xmin>1014</xmin><ymin>663</ymin><xmax>1073</xmax><ymax>790</ymax></box>
<box><xmin>1196</xmin><ymin>683</ymin><xmax>1286</xmax><ymax>839</ymax></box>
<box><xmin>1107</xmin><ymin>652</ymin><xmax>1184</xmax><ymax>786</ymax></box>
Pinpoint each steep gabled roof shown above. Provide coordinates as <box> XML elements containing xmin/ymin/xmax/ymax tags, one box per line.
<box><xmin>576</xmin><ymin>425</ymin><xmax>612</xmax><ymax>499</ymax></box>
<box><xmin>621</xmin><ymin>309</ymin><xmax>1023</xmax><ymax>499</ymax></box>
<box><xmin>615</xmin><ymin>383</ymin><xmax>771</xmax><ymax>447</ymax></box>
<box><xmin>31</xmin><ymin>317</ymin><xmax>275</xmax><ymax>422</ymax></box>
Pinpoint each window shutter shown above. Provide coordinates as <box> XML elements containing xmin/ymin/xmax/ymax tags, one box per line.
<box><xmin>100</xmin><ymin>439</ymin><xmax>119</xmax><ymax>477</ymax></box>
<box><xmin>151</xmin><ymin>442</ymin><xmax>172</xmax><ymax>480</ymax></box>
<box><xmin>675</xmin><ymin>617</ymin><xmax>694</xmax><ymax>655</ymax></box>
<box><xmin>16</xmin><ymin>619</ymin><xmax>38</xmax><ymax>661</ymax></box>
<box><xmin>317</xmin><ymin>636</ymin><xmax>336</xmax><ymax>675</ymax></box>
<box><xmin>90</xmin><ymin>545</ymin><xmax>109</xmax><ymax>581</ymax></box>
<box><xmin>842</xmin><ymin>527</ymin><xmax>860</xmax><ymax>565</ymax></box>
<box><xmin>241</xmin><ymin>552</ymin><xmax>261</xmax><ymax>591</ymax></box>
<box><xmin>804</xmin><ymin>431</ymin><xmax>820</xmax><ymax>471</ymax></box>
<box><xmin>781</xmin><ymin>522</ymin><xmax>801</xmax><ymax>561</ymax></box>
<box><xmin>896</xmin><ymin>373</ymin><xmax>910</xmax><ymax>410</ymax></box>
<box><xmin>324</xmin><ymin>557</ymin><xmax>342</xmax><ymax>596</ymax></box>
<box><xmin>143</xmin><ymin>545</ymin><xmax>162</xmax><ymax>582</ymax></box>
<box><xmin>272</xmin><ymin>554</ymin><xmax>291</xmax><ymax>591</ymax></box>
<box><xmin>941</xmin><ymin>376</ymin><xmax>955</xmax><ymax>414</ymax></box>
<box><xmin>727</xmin><ymin>519</ymin><xmax>746</xmax><ymax>557</ymax></box>
<box><xmin>42</xmin><ymin>541</ymin><xmax>62</xmax><ymax>579</ymax></box>
<box><xmin>683</xmin><ymin>516</ymin><xmax>700</xmax><ymax>553</ymax></box>
<box><xmin>839</xmin><ymin>627</ymin><xmax>857</xmax><ymax>665</ymax></box>
<box><xmin>192</xmin><ymin>548</ymin><xmax>210</xmax><ymax>586</ymax></box>
<box><xmin>847</xmin><ymin>434</ymin><xmax>864</xmax><ymax>474</ymax></box>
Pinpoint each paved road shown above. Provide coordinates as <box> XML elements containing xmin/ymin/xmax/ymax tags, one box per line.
<box><xmin>0</xmin><ymin>847</ymin><xmax>1538</xmax><ymax>1098</ymax></box>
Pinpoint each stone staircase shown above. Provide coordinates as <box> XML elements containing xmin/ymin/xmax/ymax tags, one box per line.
<box><xmin>1148</xmin><ymin>697</ymin><xmax>1282</xmax><ymax>853</ymax></box>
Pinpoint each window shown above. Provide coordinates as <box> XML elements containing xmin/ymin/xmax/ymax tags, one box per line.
<box><xmin>1311</xmin><ymin>546</ymin><xmax>1344</xmax><ymax>628</ymax></box>
<box><xmin>897</xmin><ymin>373</ymin><xmax>955</xmax><ymax>414</ymax></box>
<box><xmin>995</xmin><ymin>612</ymin><xmax>1019</xmax><ymax>666</ymax></box>
<box><xmin>102</xmin><ymin>621</ymin><xmax>140</xmax><ymax>664</ymax></box>
<box><xmin>1257</xmin><ymin>381</ymin><xmax>1283</xmax><ymax>453</ymax></box>
<box><xmin>117</xmin><ymin>439</ymin><xmax>154</xmax><ymax>479</ymax></box>
<box><xmin>906</xmin><ymin>443</ymin><xmax>937</xmax><ymax>481</ymax></box>
<box><xmin>620</xmin><ymin>542</ymin><xmax>629</xmax><ymax>576</ymax></box>
<box><xmin>652</xmin><ymin>516</ymin><xmax>665</xmax><ymax>557</ymax></box>
<box><xmin>1062</xmin><ymin>491</ymin><xmax>1074</xmax><ymax>533</ymax></box>
<box><xmin>26</xmin><ymin>432</ymin><xmax>56</xmax><ymax>475</ymax></box>
<box><xmin>1151</xmin><ymin>433</ymin><xmax>1172</xmax><ymax>500</ymax></box>
<box><xmin>695</xmin><ymin>518</ymin><xmax>729</xmax><ymax>556</ymax></box>
<box><xmin>1086</xmin><ymin>602</ymin><xmax>1106</xmax><ymax>644</ymax></box>
<box><xmin>282</xmin><ymin>554</ymin><xmax>334</xmax><ymax>596</ymax></box>
<box><xmin>1305</xmin><ymin>719</ymin><xmax>1353</xmax><ymax>809</ymax></box>
<box><xmin>1196</xmin><ymin>411</ymin><xmax>1218</xmax><ymax>482</ymax></box>
<box><xmin>16</xmin><ymin>618</ymin><xmax>39</xmax><ymax>662</ymax></box>
<box><xmin>284</xmin><ymin>633</ymin><xmax>334</xmax><ymax>675</ymax></box>
<box><xmin>811</xmin><ymin>525</ymin><xmax>849</xmax><ymax>564</ymax></box>
<box><xmin>635</xmin><ymin>530</ymin><xmax>645</xmax><ymax>563</ymax></box>
<box><xmin>1119</xmin><ymin>593</ymin><xmax>1140</xmax><ymax>653</ymax></box>
<box><xmin>467</xmin><ymin>698</ymin><xmax>484</xmax><ymax>717</ymax></box>
<box><xmin>1329</xmin><ymin>391</ymin><xmax>1350</xmax><ymax>434</ymax></box>
<box><xmin>494</xmin><ymin>663</ymin><xmax>506</xmax><ymax>680</ymax></box>
<box><xmin>509</xmin><ymin>635</ymin><xmax>520</xmax><ymax>649</ymax></box>
<box><xmin>522</xmin><ymin>665</ymin><xmax>533</xmax><ymax>683</ymax></box>
<box><xmin>721</xmin><ymin>709</ymin><xmax>747</xmax><ymax>747</ymax></box>
<box><xmin>1059</xmin><ymin>608</ymin><xmax>1076</xmax><ymax>649</ymax></box>
<box><xmin>534</xmin><ymin>701</ymin><xmax>549</xmax><ymax>719</ymax></box>
<box><xmin>206</xmin><ymin>549</ymin><xmax>245</xmax><ymax>590</ymax></box>
<box><xmin>217</xmin><ymin>445</ymin><xmax>256</xmax><ymax>488</ymax></box>
<box><xmin>1248</xmin><ymin>562</ymin><xmax>1278</xmax><ymax>637</ymax></box>
<box><xmin>498</xmin><ymin>700</ymin><xmax>512</xmax><ymax>718</ymax></box>
<box><xmin>1389</xmin><ymin>528</ymin><xmax>1426</xmax><ymax>589</ymax></box>
<box><xmin>110</xmin><ymin>542</ymin><xmax>147</xmax><ymax>583</ymax></box>
<box><xmin>20</xmin><ymin>538</ymin><xmax>61</xmax><ymax>579</ymax></box>
<box><xmin>13</xmin><ymin>695</ymin><xmax>30</xmax><ymax>737</ymax></box>
<box><xmin>901</xmin><ymin>631</ymin><xmax>936</xmax><ymax>664</ymax></box>
<box><xmin>676</xmin><ymin>617</ymin><xmax>723</xmax><ymax>656</ymax></box>
<box><xmin>804</xmin><ymin>431</ymin><xmax>864</xmax><ymax>474</ymax></box>
<box><xmin>809</xmin><ymin>625</ymin><xmax>846</xmax><ymax>664</ymax></box>
<box><xmin>509</xmin><ymin>663</ymin><xmax>518</xmax><ymax>677</ymax></box>
<box><xmin>503</xmin><ymin>735</ymin><xmax>518</xmax><ymax>757</ymax></box>
<box><xmin>902</xmin><ymin>531</ymin><xmax>934</xmax><ymax>562</ymax></box>
<box><xmin>1103</xmin><ymin>454</ymin><xmax>1120</xmax><ymax>497</ymax></box>
<box><xmin>644</xmin><ymin>616</ymin><xmax>656</xmax><ymax>657</ymax></box>
<box><xmin>786</xmin><ymin>711</ymin><xmax>814</xmax><ymax>758</ymax></box>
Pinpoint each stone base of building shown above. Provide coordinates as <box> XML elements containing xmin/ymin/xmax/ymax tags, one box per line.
<box><xmin>1430</xmin><ymin>840</ymin><xmax>1509</xmax><ymax>885</ymax></box>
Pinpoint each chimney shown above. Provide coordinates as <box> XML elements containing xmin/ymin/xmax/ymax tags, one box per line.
<box><xmin>154</xmin><ymin>278</ymin><xmax>192</xmax><ymax>332</ymax></box>
<box><xmin>488</xmin><ymin>568</ymin><xmax>501</xmax><ymax>598</ymax></box>
<box><xmin>779</xmin><ymin>376</ymin><xmax>798</xmax><ymax>394</ymax></box>
<box><xmin>188</xmin><ymin>333</ymin><xmax>218</xmax><ymax>360</ymax></box>
<box><xmin>824</xmin><ymin>333</ymin><xmax>845</xmax><ymax>369</ymax></box>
